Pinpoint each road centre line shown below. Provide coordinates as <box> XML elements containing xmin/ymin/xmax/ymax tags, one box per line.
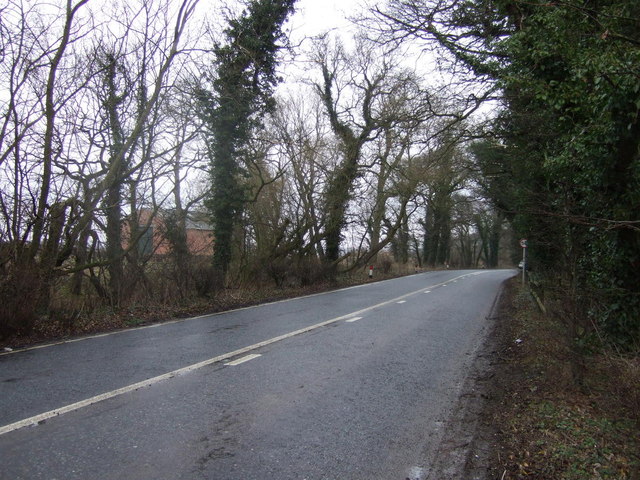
<box><xmin>0</xmin><ymin>271</ymin><xmax>483</xmax><ymax>436</ymax></box>
<box><xmin>0</xmin><ymin>272</ymin><xmax>434</xmax><ymax>356</ymax></box>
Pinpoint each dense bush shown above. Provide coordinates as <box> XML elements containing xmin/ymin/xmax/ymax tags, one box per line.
<box><xmin>458</xmin><ymin>0</ymin><xmax>640</xmax><ymax>349</ymax></box>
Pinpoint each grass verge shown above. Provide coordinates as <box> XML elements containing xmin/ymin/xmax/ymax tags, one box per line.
<box><xmin>1</xmin><ymin>268</ymin><xmax>417</xmax><ymax>350</ymax></box>
<box><xmin>484</xmin><ymin>277</ymin><xmax>640</xmax><ymax>479</ymax></box>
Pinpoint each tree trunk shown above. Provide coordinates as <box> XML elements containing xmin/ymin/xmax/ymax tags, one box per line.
<box><xmin>103</xmin><ymin>53</ymin><xmax>126</xmax><ymax>305</ymax></box>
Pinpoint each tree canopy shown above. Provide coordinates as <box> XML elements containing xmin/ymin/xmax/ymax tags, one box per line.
<box><xmin>379</xmin><ymin>0</ymin><xmax>640</xmax><ymax>347</ymax></box>
<box><xmin>198</xmin><ymin>0</ymin><xmax>297</xmax><ymax>278</ymax></box>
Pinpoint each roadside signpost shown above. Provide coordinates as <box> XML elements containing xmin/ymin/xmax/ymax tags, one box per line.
<box><xmin>520</xmin><ymin>239</ymin><xmax>528</xmax><ymax>284</ymax></box>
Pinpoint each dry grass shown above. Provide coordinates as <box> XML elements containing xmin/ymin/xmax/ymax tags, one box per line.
<box><xmin>1</xmin><ymin>265</ymin><xmax>409</xmax><ymax>350</ymax></box>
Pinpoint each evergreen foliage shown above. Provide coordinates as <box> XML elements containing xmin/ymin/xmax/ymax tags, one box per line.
<box><xmin>468</xmin><ymin>0</ymin><xmax>639</xmax><ymax>347</ymax></box>
<box><xmin>198</xmin><ymin>0</ymin><xmax>296</xmax><ymax>278</ymax></box>
<box><xmin>383</xmin><ymin>0</ymin><xmax>640</xmax><ymax>347</ymax></box>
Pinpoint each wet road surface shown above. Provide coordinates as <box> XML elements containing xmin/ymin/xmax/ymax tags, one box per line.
<box><xmin>0</xmin><ymin>269</ymin><xmax>514</xmax><ymax>479</ymax></box>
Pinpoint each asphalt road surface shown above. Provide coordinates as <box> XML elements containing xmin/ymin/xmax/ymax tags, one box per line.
<box><xmin>0</xmin><ymin>269</ymin><xmax>514</xmax><ymax>479</ymax></box>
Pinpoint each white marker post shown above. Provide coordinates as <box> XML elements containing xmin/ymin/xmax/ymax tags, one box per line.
<box><xmin>520</xmin><ymin>238</ymin><xmax>528</xmax><ymax>285</ymax></box>
<box><xmin>369</xmin><ymin>265</ymin><xmax>374</xmax><ymax>279</ymax></box>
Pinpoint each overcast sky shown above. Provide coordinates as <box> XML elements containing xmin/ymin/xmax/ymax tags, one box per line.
<box><xmin>289</xmin><ymin>0</ymin><xmax>365</xmax><ymax>38</ymax></box>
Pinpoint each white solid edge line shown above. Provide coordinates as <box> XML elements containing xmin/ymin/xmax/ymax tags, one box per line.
<box><xmin>225</xmin><ymin>354</ymin><xmax>262</xmax><ymax>366</ymax></box>
<box><xmin>345</xmin><ymin>316</ymin><xmax>363</xmax><ymax>323</ymax></box>
<box><xmin>0</xmin><ymin>271</ymin><xmax>486</xmax><ymax>436</ymax></box>
<box><xmin>0</xmin><ymin>271</ymin><xmax>459</xmax><ymax>356</ymax></box>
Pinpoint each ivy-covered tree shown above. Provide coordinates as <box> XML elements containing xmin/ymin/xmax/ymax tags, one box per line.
<box><xmin>198</xmin><ymin>0</ymin><xmax>296</xmax><ymax>280</ymax></box>
<box><xmin>378</xmin><ymin>0</ymin><xmax>640</xmax><ymax>347</ymax></box>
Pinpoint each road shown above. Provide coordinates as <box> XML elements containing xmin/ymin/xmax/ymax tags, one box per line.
<box><xmin>0</xmin><ymin>269</ymin><xmax>514</xmax><ymax>479</ymax></box>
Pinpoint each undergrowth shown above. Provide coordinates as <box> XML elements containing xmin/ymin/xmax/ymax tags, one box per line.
<box><xmin>1</xmin><ymin>265</ymin><xmax>414</xmax><ymax>349</ymax></box>
<box><xmin>492</xmin><ymin>279</ymin><xmax>640</xmax><ymax>479</ymax></box>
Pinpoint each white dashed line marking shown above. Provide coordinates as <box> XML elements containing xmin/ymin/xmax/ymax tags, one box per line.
<box><xmin>0</xmin><ymin>271</ymin><xmax>486</xmax><ymax>436</ymax></box>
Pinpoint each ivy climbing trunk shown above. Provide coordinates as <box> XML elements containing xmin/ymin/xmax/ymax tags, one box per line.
<box><xmin>199</xmin><ymin>0</ymin><xmax>296</xmax><ymax>281</ymax></box>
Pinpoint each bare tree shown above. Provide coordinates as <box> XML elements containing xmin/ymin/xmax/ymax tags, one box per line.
<box><xmin>73</xmin><ymin>0</ymin><xmax>201</xmax><ymax>305</ymax></box>
<box><xmin>311</xmin><ymin>37</ymin><xmax>385</xmax><ymax>269</ymax></box>
<box><xmin>0</xmin><ymin>0</ymin><xmax>201</xmax><ymax>334</ymax></box>
<box><xmin>420</xmin><ymin>142</ymin><xmax>468</xmax><ymax>267</ymax></box>
<box><xmin>309</xmin><ymin>34</ymin><xmax>471</xmax><ymax>274</ymax></box>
